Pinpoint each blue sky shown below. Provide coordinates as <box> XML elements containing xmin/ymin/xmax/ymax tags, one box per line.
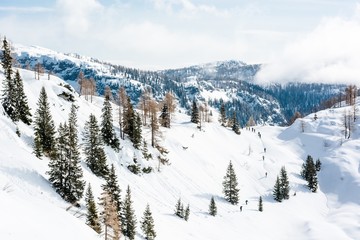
<box><xmin>0</xmin><ymin>0</ymin><xmax>360</xmax><ymax>82</ymax></box>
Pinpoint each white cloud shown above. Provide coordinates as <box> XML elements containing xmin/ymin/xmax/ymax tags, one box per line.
<box><xmin>255</xmin><ymin>8</ymin><xmax>360</xmax><ymax>85</ymax></box>
<box><xmin>0</xmin><ymin>6</ymin><xmax>53</xmax><ymax>13</ymax></box>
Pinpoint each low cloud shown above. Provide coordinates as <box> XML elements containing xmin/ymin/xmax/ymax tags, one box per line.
<box><xmin>255</xmin><ymin>8</ymin><xmax>360</xmax><ymax>85</ymax></box>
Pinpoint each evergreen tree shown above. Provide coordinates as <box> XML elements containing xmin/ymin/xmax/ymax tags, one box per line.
<box><xmin>301</xmin><ymin>155</ymin><xmax>318</xmax><ymax>192</ymax></box>
<box><xmin>85</xmin><ymin>184</ymin><xmax>101</xmax><ymax>234</ymax></box>
<box><xmin>1</xmin><ymin>37</ymin><xmax>17</xmax><ymax>121</ymax></box>
<box><xmin>222</xmin><ymin>161</ymin><xmax>239</xmax><ymax>205</ymax></box>
<box><xmin>159</xmin><ymin>103</ymin><xmax>170</xmax><ymax>128</ymax></box>
<box><xmin>101</xmin><ymin>96</ymin><xmax>120</xmax><ymax>150</ymax></box>
<box><xmin>99</xmin><ymin>190</ymin><xmax>121</xmax><ymax>240</ymax></box>
<box><xmin>142</xmin><ymin>139</ymin><xmax>152</xmax><ymax>160</ymax></box>
<box><xmin>279</xmin><ymin>166</ymin><xmax>290</xmax><ymax>200</ymax></box>
<box><xmin>83</xmin><ymin>114</ymin><xmax>109</xmax><ymax>178</ymax></box>
<box><xmin>33</xmin><ymin>87</ymin><xmax>56</xmax><ymax>158</ymax></box>
<box><xmin>273</xmin><ymin>176</ymin><xmax>282</xmax><ymax>202</ymax></box>
<box><xmin>123</xmin><ymin>96</ymin><xmax>134</xmax><ymax>138</ymax></box>
<box><xmin>13</xmin><ymin>70</ymin><xmax>32</xmax><ymax>125</ymax></box>
<box><xmin>258</xmin><ymin>196</ymin><xmax>263</xmax><ymax>212</ymax></box>
<box><xmin>140</xmin><ymin>204</ymin><xmax>156</xmax><ymax>240</ymax></box>
<box><xmin>219</xmin><ymin>102</ymin><xmax>226</xmax><ymax>126</ymax></box>
<box><xmin>122</xmin><ymin>185</ymin><xmax>137</xmax><ymax>240</ymax></box>
<box><xmin>48</xmin><ymin>122</ymin><xmax>84</xmax><ymax>204</ymax></box>
<box><xmin>175</xmin><ymin>198</ymin><xmax>184</xmax><ymax>218</ymax></box>
<box><xmin>315</xmin><ymin>158</ymin><xmax>321</xmax><ymax>171</ymax></box>
<box><xmin>184</xmin><ymin>204</ymin><xmax>190</xmax><ymax>221</ymax></box>
<box><xmin>102</xmin><ymin>164</ymin><xmax>122</xmax><ymax>220</ymax></box>
<box><xmin>209</xmin><ymin>196</ymin><xmax>217</xmax><ymax>216</ymax></box>
<box><xmin>190</xmin><ymin>99</ymin><xmax>199</xmax><ymax>124</ymax></box>
<box><xmin>132</xmin><ymin>112</ymin><xmax>142</xmax><ymax>149</ymax></box>
<box><xmin>231</xmin><ymin>111</ymin><xmax>241</xmax><ymax>135</ymax></box>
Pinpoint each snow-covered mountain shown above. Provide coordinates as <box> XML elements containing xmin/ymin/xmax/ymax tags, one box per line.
<box><xmin>1</xmin><ymin>67</ymin><xmax>360</xmax><ymax>240</ymax></box>
<box><xmin>11</xmin><ymin>44</ymin><xmax>343</xmax><ymax>126</ymax></box>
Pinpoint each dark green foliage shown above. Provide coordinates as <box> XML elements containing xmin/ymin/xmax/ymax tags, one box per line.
<box><xmin>14</xmin><ymin>70</ymin><xmax>32</xmax><ymax>124</ymax></box>
<box><xmin>127</xmin><ymin>164</ymin><xmax>141</xmax><ymax>175</ymax></box>
<box><xmin>1</xmin><ymin>37</ymin><xmax>17</xmax><ymax>121</ymax></box>
<box><xmin>142</xmin><ymin>166</ymin><xmax>153</xmax><ymax>174</ymax></box>
<box><xmin>280</xmin><ymin>166</ymin><xmax>290</xmax><ymax>200</ymax></box>
<box><xmin>231</xmin><ymin>111</ymin><xmax>241</xmax><ymax>135</ymax></box>
<box><xmin>160</xmin><ymin>103</ymin><xmax>170</xmax><ymax>128</ymax></box>
<box><xmin>175</xmin><ymin>198</ymin><xmax>184</xmax><ymax>218</ymax></box>
<box><xmin>140</xmin><ymin>204</ymin><xmax>156</xmax><ymax>240</ymax></box>
<box><xmin>83</xmin><ymin>114</ymin><xmax>108</xmax><ymax>178</ymax></box>
<box><xmin>222</xmin><ymin>161</ymin><xmax>239</xmax><ymax>205</ymax></box>
<box><xmin>190</xmin><ymin>99</ymin><xmax>199</xmax><ymax>124</ymax></box>
<box><xmin>102</xmin><ymin>164</ymin><xmax>122</xmax><ymax>217</ymax></box>
<box><xmin>258</xmin><ymin>196</ymin><xmax>263</xmax><ymax>212</ymax></box>
<box><xmin>48</xmin><ymin>120</ymin><xmax>84</xmax><ymax>204</ymax></box>
<box><xmin>315</xmin><ymin>158</ymin><xmax>321</xmax><ymax>172</ymax></box>
<box><xmin>85</xmin><ymin>184</ymin><xmax>101</xmax><ymax>234</ymax></box>
<box><xmin>132</xmin><ymin>112</ymin><xmax>142</xmax><ymax>149</ymax></box>
<box><xmin>123</xmin><ymin>185</ymin><xmax>137</xmax><ymax>240</ymax></box>
<box><xmin>184</xmin><ymin>204</ymin><xmax>190</xmax><ymax>221</ymax></box>
<box><xmin>57</xmin><ymin>91</ymin><xmax>75</xmax><ymax>102</ymax></box>
<box><xmin>219</xmin><ymin>102</ymin><xmax>226</xmax><ymax>126</ymax></box>
<box><xmin>301</xmin><ymin>155</ymin><xmax>318</xmax><ymax>192</ymax></box>
<box><xmin>101</xmin><ymin>97</ymin><xmax>120</xmax><ymax>150</ymax></box>
<box><xmin>142</xmin><ymin>139</ymin><xmax>152</xmax><ymax>160</ymax></box>
<box><xmin>209</xmin><ymin>196</ymin><xmax>217</xmax><ymax>216</ymax></box>
<box><xmin>123</xmin><ymin>97</ymin><xmax>142</xmax><ymax>148</ymax></box>
<box><xmin>33</xmin><ymin>87</ymin><xmax>56</xmax><ymax>158</ymax></box>
<box><xmin>273</xmin><ymin>176</ymin><xmax>282</xmax><ymax>202</ymax></box>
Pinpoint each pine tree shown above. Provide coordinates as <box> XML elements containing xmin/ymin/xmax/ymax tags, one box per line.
<box><xmin>102</xmin><ymin>164</ymin><xmax>122</xmax><ymax>220</ymax></box>
<box><xmin>85</xmin><ymin>184</ymin><xmax>101</xmax><ymax>234</ymax></box>
<box><xmin>122</xmin><ymin>185</ymin><xmax>137</xmax><ymax>240</ymax></box>
<box><xmin>149</xmin><ymin>99</ymin><xmax>159</xmax><ymax>148</ymax></box>
<box><xmin>33</xmin><ymin>87</ymin><xmax>56</xmax><ymax>158</ymax></box>
<box><xmin>83</xmin><ymin>114</ymin><xmax>109</xmax><ymax>178</ymax></box>
<box><xmin>101</xmin><ymin>96</ymin><xmax>120</xmax><ymax>150</ymax></box>
<box><xmin>231</xmin><ymin>111</ymin><xmax>241</xmax><ymax>135</ymax></box>
<box><xmin>142</xmin><ymin>139</ymin><xmax>152</xmax><ymax>160</ymax></box>
<box><xmin>258</xmin><ymin>196</ymin><xmax>263</xmax><ymax>212</ymax></box>
<box><xmin>279</xmin><ymin>166</ymin><xmax>290</xmax><ymax>200</ymax></box>
<box><xmin>222</xmin><ymin>161</ymin><xmax>239</xmax><ymax>205</ymax></box>
<box><xmin>209</xmin><ymin>196</ymin><xmax>217</xmax><ymax>216</ymax></box>
<box><xmin>1</xmin><ymin>37</ymin><xmax>17</xmax><ymax>121</ymax></box>
<box><xmin>190</xmin><ymin>99</ymin><xmax>199</xmax><ymax>124</ymax></box>
<box><xmin>175</xmin><ymin>198</ymin><xmax>184</xmax><ymax>218</ymax></box>
<box><xmin>159</xmin><ymin>103</ymin><xmax>170</xmax><ymax>128</ymax></box>
<box><xmin>66</xmin><ymin>104</ymin><xmax>85</xmax><ymax>203</ymax></box>
<box><xmin>301</xmin><ymin>155</ymin><xmax>318</xmax><ymax>192</ymax></box>
<box><xmin>140</xmin><ymin>204</ymin><xmax>156</xmax><ymax>240</ymax></box>
<box><xmin>132</xmin><ymin>112</ymin><xmax>142</xmax><ymax>149</ymax></box>
<box><xmin>13</xmin><ymin>70</ymin><xmax>32</xmax><ymax>124</ymax></box>
<box><xmin>273</xmin><ymin>176</ymin><xmax>282</xmax><ymax>202</ymax></box>
<box><xmin>99</xmin><ymin>190</ymin><xmax>121</xmax><ymax>240</ymax></box>
<box><xmin>315</xmin><ymin>158</ymin><xmax>321</xmax><ymax>171</ymax></box>
<box><xmin>184</xmin><ymin>204</ymin><xmax>190</xmax><ymax>221</ymax></box>
<box><xmin>219</xmin><ymin>102</ymin><xmax>226</xmax><ymax>126</ymax></box>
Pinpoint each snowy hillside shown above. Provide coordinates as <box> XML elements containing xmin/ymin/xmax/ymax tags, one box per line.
<box><xmin>1</xmin><ymin>68</ymin><xmax>360</xmax><ymax>240</ymax></box>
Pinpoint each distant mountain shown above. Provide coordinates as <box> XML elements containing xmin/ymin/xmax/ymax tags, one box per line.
<box><xmin>11</xmin><ymin>44</ymin><xmax>344</xmax><ymax>126</ymax></box>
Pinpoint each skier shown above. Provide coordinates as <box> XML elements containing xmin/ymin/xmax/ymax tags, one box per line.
<box><xmin>265</xmin><ymin>172</ymin><xmax>267</xmax><ymax>177</ymax></box>
<box><xmin>245</xmin><ymin>200</ymin><xmax>248</xmax><ymax>205</ymax></box>
<box><xmin>240</xmin><ymin>206</ymin><xmax>243</xmax><ymax>212</ymax></box>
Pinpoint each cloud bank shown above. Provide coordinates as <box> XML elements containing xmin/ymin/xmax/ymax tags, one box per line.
<box><xmin>255</xmin><ymin>6</ymin><xmax>360</xmax><ymax>85</ymax></box>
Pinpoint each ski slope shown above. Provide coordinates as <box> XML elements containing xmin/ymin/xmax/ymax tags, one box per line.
<box><xmin>0</xmin><ymin>68</ymin><xmax>359</xmax><ymax>240</ymax></box>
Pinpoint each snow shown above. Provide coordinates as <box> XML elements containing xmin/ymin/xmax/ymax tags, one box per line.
<box><xmin>1</xmin><ymin>68</ymin><xmax>360</xmax><ymax>239</ymax></box>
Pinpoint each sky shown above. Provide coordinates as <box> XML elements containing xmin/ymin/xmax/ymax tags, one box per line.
<box><xmin>0</xmin><ymin>0</ymin><xmax>360</xmax><ymax>83</ymax></box>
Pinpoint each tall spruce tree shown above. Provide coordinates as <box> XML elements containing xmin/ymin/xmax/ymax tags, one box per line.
<box><xmin>13</xmin><ymin>70</ymin><xmax>32</xmax><ymax>124</ymax></box>
<box><xmin>48</xmin><ymin>122</ymin><xmax>84</xmax><ymax>204</ymax></box>
<box><xmin>85</xmin><ymin>184</ymin><xmax>101</xmax><ymax>234</ymax></box>
<box><xmin>175</xmin><ymin>198</ymin><xmax>184</xmax><ymax>218</ymax></box>
<box><xmin>209</xmin><ymin>196</ymin><xmax>217</xmax><ymax>216</ymax></box>
<box><xmin>1</xmin><ymin>37</ymin><xmax>17</xmax><ymax>121</ymax></box>
<box><xmin>33</xmin><ymin>87</ymin><xmax>56</xmax><ymax>158</ymax></box>
<box><xmin>101</xmin><ymin>96</ymin><xmax>120</xmax><ymax>150</ymax></box>
<box><xmin>258</xmin><ymin>196</ymin><xmax>263</xmax><ymax>212</ymax></box>
<box><xmin>184</xmin><ymin>204</ymin><xmax>190</xmax><ymax>221</ymax></box>
<box><xmin>190</xmin><ymin>99</ymin><xmax>199</xmax><ymax>124</ymax></box>
<box><xmin>273</xmin><ymin>176</ymin><xmax>282</xmax><ymax>202</ymax></box>
<box><xmin>83</xmin><ymin>114</ymin><xmax>109</xmax><ymax>178</ymax></box>
<box><xmin>159</xmin><ymin>103</ymin><xmax>170</xmax><ymax>128</ymax></box>
<box><xmin>222</xmin><ymin>161</ymin><xmax>239</xmax><ymax>205</ymax></box>
<box><xmin>122</xmin><ymin>185</ymin><xmax>137</xmax><ymax>240</ymax></box>
<box><xmin>231</xmin><ymin>111</ymin><xmax>241</xmax><ymax>135</ymax></box>
<box><xmin>219</xmin><ymin>102</ymin><xmax>227</xmax><ymax>126</ymax></box>
<box><xmin>279</xmin><ymin>166</ymin><xmax>290</xmax><ymax>200</ymax></box>
<box><xmin>140</xmin><ymin>204</ymin><xmax>156</xmax><ymax>240</ymax></box>
<box><xmin>132</xmin><ymin>112</ymin><xmax>142</xmax><ymax>149</ymax></box>
<box><xmin>301</xmin><ymin>155</ymin><xmax>318</xmax><ymax>192</ymax></box>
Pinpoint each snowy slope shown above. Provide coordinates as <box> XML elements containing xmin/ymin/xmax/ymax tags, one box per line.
<box><xmin>0</xmin><ymin>68</ymin><xmax>360</xmax><ymax>240</ymax></box>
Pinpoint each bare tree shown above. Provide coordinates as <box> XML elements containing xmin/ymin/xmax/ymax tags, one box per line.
<box><xmin>99</xmin><ymin>191</ymin><xmax>121</xmax><ymax>240</ymax></box>
<box><xmin>77</xmin><ymin>71</ymin><xmax>85</xmax><ymax>96</ymax></box>
<box><xmin>138</xmin><ymin>87</ymin><xmax>152</xmax><ymax>126</ymax></box>
<box><xmin>34</xmin><ymin>63</ymin><xmax>44</xmax><ymax>80</ymax></box>
<box><xmin>149</xmin><ymin>99</ymin><xmax>160</xmax><ymax>148</ymax></box>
